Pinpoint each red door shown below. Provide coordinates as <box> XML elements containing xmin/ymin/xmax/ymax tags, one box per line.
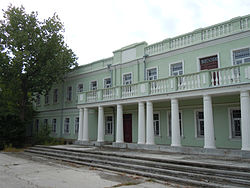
<box><xmin>123</xmin><ymin>114</ymin><xmax>132</xmax><ymax>143</ymax></box>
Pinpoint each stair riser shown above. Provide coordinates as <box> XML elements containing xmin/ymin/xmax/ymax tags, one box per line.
<box><xmin>25</xmin><ymin>150</ymin><xmax>250</xmax><ymax>187</ymax></box>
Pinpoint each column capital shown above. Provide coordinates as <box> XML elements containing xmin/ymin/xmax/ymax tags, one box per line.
<box><xmin>203</xmin><ymin>95</ymin><xmax>212</xmax><ymax>101</ymax></box>
<box><xmin>240</xmin><ymin>90</ymin><xmax>249</xmax><ymax>97</ymax></box>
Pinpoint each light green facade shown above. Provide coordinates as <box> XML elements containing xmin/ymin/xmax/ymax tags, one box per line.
<box><xmin>35</xmin><ymin>15</ymin><xmax>250</xmax><ymax>149</ymax></box>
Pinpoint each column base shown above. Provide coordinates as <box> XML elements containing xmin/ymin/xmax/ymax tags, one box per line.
<box><xmin>242</xmin><ymin>147</ymin><xmax>250</xmax><ymax>151</ymax></box>
<box><xmin>204</xmin><ymin>146</ymin><xmax>216</xmax><ymax>149</ymax></box>
<box><xmin>171</xmin><ymin>144</ymin><xmax>181</xmax><ymax>147</ymax></box>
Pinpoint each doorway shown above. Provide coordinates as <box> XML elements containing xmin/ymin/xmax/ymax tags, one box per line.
<box><xmin>123</xmin><ymin>114</ymin><xmax>132</xmax><ymax>143</ymax></box>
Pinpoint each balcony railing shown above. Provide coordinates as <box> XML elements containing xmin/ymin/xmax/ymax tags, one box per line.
<box><xmin>78</xmin><ymin>63</ymin><xmax>250</xmax><ymax>104</ymax></box>
<box><xmin>145</xmin><ymin>15</ymin><xmax>249</xmax><ymax>56</ymax></box>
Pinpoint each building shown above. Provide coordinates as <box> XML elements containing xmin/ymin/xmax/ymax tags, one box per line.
<box><xmin>35</xmin><ymin>14</ymin><xmax>250</xmax><ymax>151</ymax></box>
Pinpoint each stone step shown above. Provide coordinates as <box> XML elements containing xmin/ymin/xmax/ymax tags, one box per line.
<box><xmin>24</xmin><ymin>151</ymin><xmax>230</xmax><ymax>188</ymax></box>
<box><xmin>25</xmin><ymin>147</ymin><xmax>250</xmax><ymax>187</ymax></box>
<box><xmin>28</xmin><ymin>146</ymin><xmax>250</xmax><ymax>180</ymax></box>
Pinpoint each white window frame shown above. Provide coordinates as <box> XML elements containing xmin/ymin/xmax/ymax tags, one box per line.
<box><xmin>194</xmin><ymin>109</ymin><xmax>204</xmax><ymax>138</ymax></box>
<box><xmin>196</xmin><ymin>53</ymin><xmax>220</xmax><ymax>72</ymax></box>
<box><xmin>105</xmin><ymin>114</ymin><xmax>114</xmax><ymax>135</ymax></box>
<box><xmin>169</xmin><ymin>61</ymin><xmax>184</xmax><ymax>76</ymax></box>
<box><xmin>228</xmin><ymin>107</ymin><xmax>241</xmax><ymax>139</ymax></box>
<box><xmin>75</xmin><ymin>117</ymin><xmax>79</xmax><ymax>134</ymax></box>
<box><xmin>146</xmin><ymin>67</ymin><xmax>158</xmax><ymax>81</ymax></box>
<box><xmin>122</xmin><ymin>72</ymin><xmax>132</xmax><ymax>85</ymax></box>
<box><xmin>167</xmin><ymin>111</ymin><xmax>183</xmax><ymax>138</ymax></box>
<box><xmin>64</xmin><ymin>117</ymin><xmax>70</xmax><ymax>134</ymax></box>
<box><xmin>90</xmin><ymin>80</ymin><xmax>98</xmax><ymax>90</ymax></box>
<box><xmin>52</xmin><ymin>118</ymin><xmax>57</xmax><ymax>133</ymax></box>
<box><xmin>77</xmin><ymin>83</ymin><xmax>83</xmax><ymax>92</ymax></box>
<box><xmin>103</xmin><ymin>77</ymin><xmax>112</xmax><ymax>88</ymax></box>
<box><xmin>231</xmin><ymin>46</ymin><xmax>250</xmax><ymax>66</ymax></box>
<box><xmin>153</xmin><ymin>112</ymin><xmax>160</xmax><ymax>136</ymax></box>
<box><xmin>66</xmin><ymin>86</ymin><xmax>73</xmax><ymax>101</ymax></box>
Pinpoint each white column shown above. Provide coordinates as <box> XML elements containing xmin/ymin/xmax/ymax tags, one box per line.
<box><xmin>138</xmin><ymin>102</ymin><xmax>145</xmax><ymax>144</ymax></box>
<box><xmin>83</xmin><ymin>108</ymin><xmax>89</xmax><ymax>141</ymax></box>
<box><xmin>78</xmin><ymin>108</ymin><xmax>83</xmax><ymax>141</ymax></box>
<box><xmin>171</xmin><ymin>99</ymin><xmax>181</xmax><ymax>147</ymax></box>
<box><xmin>240</xmin><ymin>91</ymin><xmax>250</xmax><ymax>151</ymax></box>
<box><xmin>146</xmin><ymin>101</ymin><xmax>155</xmax><ymax>145</ymax></box>
<box><xmin>116</xmin><ymin>104</ymin><xmax>124</xmax><ymax>143</ymax></box>
<box><xmin>203</xmin><ymin>95</ymin><xmax>216</xmax><ymax>149</ymax></box>
<box><xmin>97</xmin><ymin>106</ymin><xmax>104</xmax><ymax>142</ymax></box>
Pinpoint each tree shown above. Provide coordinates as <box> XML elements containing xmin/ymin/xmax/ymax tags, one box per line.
<box><xmin>0</xmin><ymin>5</ymin><xmax>78</xmax><ymax>122</ymax></box>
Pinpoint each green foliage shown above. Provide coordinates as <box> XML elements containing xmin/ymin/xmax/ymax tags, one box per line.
<box><xmin>0</xmin><ymin>5</ymin><xmax>78</xmax><ymax>148</ymax></box>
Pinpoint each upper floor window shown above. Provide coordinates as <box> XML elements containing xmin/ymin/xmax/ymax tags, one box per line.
<box><xmin>64</xmin><ymin>118</ymin><xmax>70</xmax><ymax>133</ymax></box>
<box><xmin>105</xmin><ymin>115</ymin><xmax>113</xmax><ymax>135</ymax></box>
<box><xmin>230</xmin><ymin>109</ymin><xmax>241</xmax><ymax>138</ymax></box>
<box><xmin>196</xmin><ymin>111</ymin><xmax>204</xmax><ymax>138</ymax></box>
<box><xmin>233</xmin><ymin>48</ymin><xmax>250</xmax><ymax>65</ymax></box>
<box><xmin>104</xmin><ymin>78</ymin><xmax>111</xmax><ymax>88</ymax></box>
<box><xmin>90</xmin><ymin>81</ymin><xmax>97</xmax><ymax>90</ymax></box>
<box><xmin>78</xmin><ymin>84</ymin><xmax>83</xmax><ymax>92</ymax></box>
<box><xmin>170</xmin><ymin>62</ymin><xmax>183</xmax><ymax>76</ymax></box>
<box><xmin>52</xmin><ymin>118</ymin><xmax>57</xmax><ymax>133</ymax></box>
<box><xmin>153</xmin><ymin>113</ymin><xmax>160</xmax><ymax>136</ymax></box>
<box><xmin>36</xmin><ymin>95</ymin><xmax>40</xmax><ymax>106</ymax></box>
<box><xmin>199</xmin><ymin>55</ymin><xmax>218</xmax><ymax>70</ymax></box>
<box><xmin>75</xmin><ymin>117</ymin><xmax>79</xmax><ymax>134</ymax></box>
<box><xmin>66</xmin><ymin>86</ymin><xmax>72</xmax><ymax>101</ymax></box>
<box><xmin>147</xmin><ymin>68</ymin><xmax>158</xmax><ymax>80</ymax></box>
<box><xmin>168</xmin><ymin>112</ymin><xmax>183</xmax><ymax>137</ymax></box>
<box><xmin>45</xmin><ymin>93</ymin><xmax>49</xmax><ymax>105</ymax></box>
<box><xmin>53</xmin><ymin>89</ymin><xmax>58</xmax><ymax>103</ymax></box>
<box><xmin>123</xmin><ymin>73</ymin><xmax>132</xmax><ymax>85</ymax></box>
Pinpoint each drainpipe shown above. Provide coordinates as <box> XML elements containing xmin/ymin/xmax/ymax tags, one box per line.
<box><xmin>143</xmin><ymin>54</ymin><xmax>149</xmax><ymax>80</ymax></box>
<box><xmin>107</xmin><ymin>64</ymin><xmax>112</xmax><ymax>86</ymax></box>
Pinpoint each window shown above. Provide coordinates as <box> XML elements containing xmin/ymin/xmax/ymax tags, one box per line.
<box><xmin>44</xmin><ymin>119</ymin><xmax>48</xmax><ymax>128</ymax></box>
<box><xmin>53</xmin><ymin>89</ymin><xmax>58</xmax><ymax>103</ymax></box>
<box><xmin>170</xmin><ymin>62</ymin><xmax>183</xmax><ymax>76</ymax></box>
<box><xmin>90</xmin><ymin>81</ymin><xmax>97</xmax><ymax>90</ymax></box>
<box><xmin>153</xmin><ymin>113</ymin><xmax>160</xmax><ymax>136</ymax></box>
<box><xmin>75</xmin><ymin>117</ymin><xmax>79</xmax><ymax>134</ymax></box>
<box><xmin>147</xmin><ymin>68</ymin><xmax>158</xmax><ymax>80</ymax></box>
<box><xmin>36</xmin><ymin>95</ymin><xmax>40</xmax><ymax>106</ymax></box>
<box><xmin>45</xmin><ymin>94</ymin><xmax>49</xmax><ymax>105</ymax></box>
<box><xmin>52</xmin><ymin>119</ymin><xmax>57</xmax><ymax>133</ymax></box>
<box><xmin>66</xmin><ymin>86</ymin><xmax>72</xmax><ymax>101</ymax></box>
<box><xmin>105</xmin><ymin>116</ymin><xmax>113</xmax><ymax>135</ymax></box>
<box><xmin>35</xmin><ymin>119</ymin><xmax>39</xmax><ymax>133</ymax></box>
<box><xmin>230</xmin><ymin>109</ymin><xmax>241</xmax><ymax>138</ymax></box>
<box><xmin>196</xmin><ymin>111</ymin><xmax>204</xmax><ymax>138</ymax></box>
<box><xmin>104</xmin><ymin>78</ymin><xmax>111</xmax><ymax>88</ymax></box>
<box><xmin>233</xmin><ymin>48</ymin><xmax>250</xmax><ymax>65</ymax></box>
<box><xmin>78</xmin><ymin>84</ymin><xmax>83</xmax><ymax>92</ymax></box>
<box><xmin>123</xmin><ymin>73</ymin><xmax>132</xmax><ymax>85</ymax></box>
<box><xmin>168</xmin><ymin>112</ymin><xmax>183</xmax><ymax>137</ymax></box>
<box><xmin>64</xmin><ymin>118</ymin><xmax>70</xmax><ymax>133</ymax></box>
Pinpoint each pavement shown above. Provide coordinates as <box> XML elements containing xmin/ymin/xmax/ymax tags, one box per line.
<box><xmin>0</xmin><ymin>151</ymin><xmax>175</xmax><ymax>188</ymax></box>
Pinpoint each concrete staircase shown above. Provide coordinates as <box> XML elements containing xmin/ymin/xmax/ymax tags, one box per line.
<box><xmin>24</xmin><ymin>145</ymin><xmax>250</xmax><ymax>188</ymax></box>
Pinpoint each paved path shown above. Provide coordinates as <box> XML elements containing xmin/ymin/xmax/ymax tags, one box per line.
<box><xmin>0</xmin><ymin>152</ymin><xmax>173</xmax><ymax>188</ymax></box>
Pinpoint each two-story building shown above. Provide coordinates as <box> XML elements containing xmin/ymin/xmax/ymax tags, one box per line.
<box><xmin>35</xmin><ymin>15</ymin><xmax>250</xmax><ymax>152</ymax></box>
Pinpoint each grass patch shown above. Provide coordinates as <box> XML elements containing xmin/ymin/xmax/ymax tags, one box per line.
<box><xmin>3</xmin><ymin>144</ymin><xmax>24</xmax><ymax>152</ymax></box>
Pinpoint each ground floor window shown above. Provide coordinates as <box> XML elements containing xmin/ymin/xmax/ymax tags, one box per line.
<box><xmin>153</xmin><ymin>113</ymin><xmax>160</xmax><ymax>136</ymax></box>
<box><xmin>196</xmin><ymin>111</ymin><xmax>204</xmax><ymax>138</ymax></box>
<box><xmin>230</xmin><ymin>109</ymin><xmax>241</xmax><ymax>138</ymax></box>
<box><xmin>64</xmin><ymin>118</ymin><xmax>70</xmax><ymax>133</ymax></box>
<box><xmin>168</xmin><ymin>112</ymin><xmax>183</xmax><ymax>137</ymax></box>
<box><xmin>35</xmin><ymin>119</ymin><xmax>39</xmax><ymax>133</ymax></box>
<box><xmin>52</xmin><ymin>119</ymin><xmax>57</xmax><ymax>133</ymax></box>
<box><xmin>75</xmin><ymin>117</ymin><xmax>79</xmax><ymax>134</ymax></box>
<box><xmin>105</xmin><ymin>115</ymin><xmax>113</xmax><ymax>135</ymax></box>
<box><xmin>44</xmin><ymin>119</ymin><xmax>48</xmax><ymax>129</ymax></box>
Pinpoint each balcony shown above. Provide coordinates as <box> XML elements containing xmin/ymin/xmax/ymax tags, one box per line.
<box><xmin>78</xmin><ymin>63</ymin><xmax>250</xmax><ymax>104</ymax></box>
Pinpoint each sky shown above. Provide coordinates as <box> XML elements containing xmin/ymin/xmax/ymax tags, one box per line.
<box><xmin>1</xmin><ymin>0</ymin><xmax>250</xmax><ymax>66</ymax></box>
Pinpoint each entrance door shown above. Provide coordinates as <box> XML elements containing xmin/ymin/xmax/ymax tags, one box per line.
<box><xmin>123</xmin><ymin>114</ymin><xmax>132</xmax><ymax>143</ymax></box>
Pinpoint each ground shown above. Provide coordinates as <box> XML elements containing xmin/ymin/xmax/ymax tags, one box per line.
<box><xmin>0</xmin><ymin>152</ymin><xmax>175</xmax><ymax>188</ymax></box>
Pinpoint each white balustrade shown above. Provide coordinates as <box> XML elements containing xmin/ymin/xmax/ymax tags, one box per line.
<box><xmin>150</xmin><ymin>79</ymin><xmax>167</xmax><ymax>94</ymax></box>
<box><xmin>177</xmin><ymin>73</ymin><xmax>201</xmax><ymax>90</ymax></box>
<box><xmin>121</xmin><ymin>84</ymin><xmax>138</xmax><ymax>98</ymax></box>
<box><xmin>86</xmin><ymin>91</ymin><xmax>97</xmax><ymax>102</ymax></box>
<box><xmin>103</xmin><ymin>88</ymin><xmax>115</xmax><ymax>100</ymax></box>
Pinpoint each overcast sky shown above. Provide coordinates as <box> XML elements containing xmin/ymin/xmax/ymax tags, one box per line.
<box><xmin>1</xmin><ymin>0</ymin><xmax>250</xmax><ymax>65</ymax></box>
